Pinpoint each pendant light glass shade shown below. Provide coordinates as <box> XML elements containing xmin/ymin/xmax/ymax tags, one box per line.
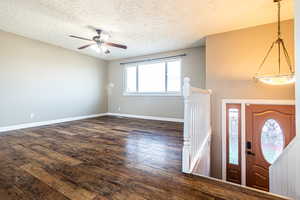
<box><xmin>255</xmin><ymin>74</ymin><xmax>295</xmax><ymax>85</ymax></box>
<box><xmin>255</xmin><ymin>0</ymin><xmax>295</xmax><ymax>85</ymax></box>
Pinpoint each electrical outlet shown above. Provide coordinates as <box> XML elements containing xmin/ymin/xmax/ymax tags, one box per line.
<box><xmin>30</xmin><ymin>113</ymin><xmax>35</xmax><ymax>119</ymax></box>
<box><xmin>118</xmin><ymin>106</ymin><xmax>121</xmax><ymax>112</ymax></box>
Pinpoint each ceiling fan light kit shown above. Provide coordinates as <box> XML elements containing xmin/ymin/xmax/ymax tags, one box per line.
<box><xmin>254</xmin><ymin>0</ymin><xmax>295</xmax><ymax>85</ymax></box>
<box><xmin>69</xmin><ymin>28</ymin><xmax>127</xmax><ymax>55</ymax></box>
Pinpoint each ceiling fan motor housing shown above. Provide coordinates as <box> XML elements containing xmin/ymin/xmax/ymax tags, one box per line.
<box><xmin>96</xmin><ymin>29</ymin><xmax>102</xmax><ymax>35</ymax></box>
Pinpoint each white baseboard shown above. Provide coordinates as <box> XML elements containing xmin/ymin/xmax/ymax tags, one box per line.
<box><xmin>0</xmin><ymin>113</ymin><xmax>108</xmax><ymax>133</ymax></box>
<box><xmin>0</xmin><ymin>112</ymin><xmax>183</xmax><ymax>133</ymax></box>
<box><xmin>106</xmin><ymin>113</ymin><xmax>184</xmax><ymax>122</ymax></box>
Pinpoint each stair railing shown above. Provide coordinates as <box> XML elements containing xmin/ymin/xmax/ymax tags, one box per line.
<box><xmin>182</xmin><ymin>77</ymin><xmax>212</xmax><ymax>176</ymax></box>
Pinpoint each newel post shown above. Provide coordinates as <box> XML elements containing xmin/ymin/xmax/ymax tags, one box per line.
<box><xmin>182</xmin><ymin>77</ymin><xmax>191</xmax><ymax>173</ymax></box>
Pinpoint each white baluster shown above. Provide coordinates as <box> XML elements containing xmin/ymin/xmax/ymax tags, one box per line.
<box><xmin>182</xmin><ymin>77</ymin><xmax>212</xmax><ymax>175</ymax></box>
<box><xmin>182</xmin><ymin>77</ymin><xmax>191</xmax><ymax>173</ymax></box>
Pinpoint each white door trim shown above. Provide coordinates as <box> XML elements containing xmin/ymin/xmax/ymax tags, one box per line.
<box><xmin>221</xmin><ymin>99</ymin><xmax>295</xmax><ymax>186</ymax></box>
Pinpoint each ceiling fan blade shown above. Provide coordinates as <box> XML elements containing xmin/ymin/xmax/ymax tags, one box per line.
<box><xmin>69</xmin><ymin>35</ymin><xmax>92</xmax><ymax>41</ymax></box>
<box><xmin>105</xmin><ymin>42</ymin><xmax>127</xmax><ymax>49</ymax></box>
<box><xmin>78</xmin><ymin>43</ymin><xmax>95</xmax><ymax>50</ymax></box>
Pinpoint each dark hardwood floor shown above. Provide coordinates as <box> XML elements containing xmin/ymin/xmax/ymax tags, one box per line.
<box><xmin>0</xmin><ymin>116</ymin><xmax>288</xmax><ymax>200</ymax></box>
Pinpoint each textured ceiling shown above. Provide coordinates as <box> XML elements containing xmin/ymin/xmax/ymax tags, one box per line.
<box><xmin>0</xmin><ymin>0</ymin><xmax>294</xmax><ymax>60</ymax></box>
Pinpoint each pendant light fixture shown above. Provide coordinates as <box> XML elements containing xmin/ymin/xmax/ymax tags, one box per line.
<box><xmin>254</xmin><ymin>0</ymin><xmax>295</xmax><ymax>85</ymax></box>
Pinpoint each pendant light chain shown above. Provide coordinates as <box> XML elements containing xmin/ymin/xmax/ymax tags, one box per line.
<box><xmin>277</xmin><ymin>0</ymin><xmax>281</xmax><ymax>74</ymax></box>
<box><xmin>255</xmin><ymin>0</ymin><xmax>294</xmax><ymax>77</ymax></box>
<box><xmin>281</xmin><ymin>40</ymin><xmax>294</xmax><ymax>73</ymax></box>
<box><xmin>256</xmin><ymin>42</ymin><xmax>276</xmax><ymax>75</ymax></box>
<box><xmin>277</xmin><ymin>0</ymin><xmax>281</xmax><ymax>38</ymax></box>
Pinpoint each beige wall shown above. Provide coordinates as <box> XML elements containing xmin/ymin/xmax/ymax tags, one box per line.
<box><xmin>296</xmin><ymin>2</ymin><xmax>300</xmax><ymax>138</ymax></box>
<box><xmin>0</xmin><ymin>30</ymin><xmax>108</xmax><ymax>127</ymax></box>
<box><xmin>294</xmin><ymin>2</ymin><xmax>300</xmax><ymax>198</ymax></box>
<box><xmin>206</xmin><ymin>20</ymin><xmax>295</xmax><ymax>178</ymax></box>
<box><xmin>107</xmin><ymin>47</ymin><xmax>206</xmax><ymax>119</ymax></box>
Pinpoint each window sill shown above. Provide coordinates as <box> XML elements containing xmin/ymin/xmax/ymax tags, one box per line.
<box><xmin>123</xmin><ymin>92</ymin><xmax>182</xmax><ymax>97</ymax></box>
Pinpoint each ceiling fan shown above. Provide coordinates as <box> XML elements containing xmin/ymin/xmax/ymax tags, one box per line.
<box><xmin>69</xmin><ymin>29</ymin><xmax>127</xmax><ymax>55</ymax></box>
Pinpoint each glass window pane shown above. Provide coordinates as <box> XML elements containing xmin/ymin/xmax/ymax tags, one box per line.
<box><xmin>261</xmin><ymin>119</ymin><xmax>284</xmax><ymax>164</ymax></box>
<box><xmin>167</xmin><ymin>60</ymin><xmax>181</xmax><ymax>92</ymax></box>
<box><xmin>229</xmin><ymin>108</ymin><xmax>239</xmax><ymax>165</ymax></box>
<box><xmin>138</xmin><ymin>62</ymin><xmax>165</xmax><ymax>93</ymax></box>
<box><xmin>125</xmin><ymin>66</ymin><xmax>137</xmax><ymax>92</ymax></box>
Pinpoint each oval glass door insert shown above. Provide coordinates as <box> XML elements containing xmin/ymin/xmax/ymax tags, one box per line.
<box><xmin>261</xmin><ymin>119</ymin><xmax>285</xmax><ymax>164</ymax></box>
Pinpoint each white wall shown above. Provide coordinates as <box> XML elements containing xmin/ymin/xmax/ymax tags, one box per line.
<box><xmin>107</xmin><ymin>47</ymin><xmax>206</xmax><ymax>119</ymax></box>
<box><xmin>296</xmin><ymin>0</ymin><xmax>300</xmax><ymax>139</ymax></box>
<box><xmin>0</xmin><ymin>30</ymin><xmax>108</xmax><ymax>127</ymax></box>
<box><xmin>0</xmin><ymin>31</ymin><xmax>204</xmax><ymax>127</ymax></box>
<box><xmin>294</xmin><ymin>0</ymin><xmax>300</xmax><ymax>197</ymax></box>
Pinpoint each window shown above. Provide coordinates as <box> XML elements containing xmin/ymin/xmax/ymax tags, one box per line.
<box><xmin>261</xmin><ymin>119</ymin><xmax>284</xmax><ymax>164</ymax></box>
<box><xmin>124</xmin><ymin>59</ymin><xmax>181</xmax><ymax>95</ymax></box>
<box><xmin>228</xmin><ymin>108</ymin><xmax>239</xmax><ymax>165</ymax></box>
<box><xmin>226</xmin><ymin>104</ymin><xmax>241</xmax><ymax>184</ymax></box>
<box><xmin>138</xmin><ymin>62</ymin><xmax>166</xmax><ymax>93</ymax></box>
<box><xmin>125</xmin><ymin>66</ymin><xmax>137</xmax><ymax>93</ymax></box>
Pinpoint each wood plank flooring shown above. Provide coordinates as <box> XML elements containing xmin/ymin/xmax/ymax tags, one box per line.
<box><xmin>0</xmin><ymin>116</ymin><xmax>289</xmax><ymax>200</ymax></box>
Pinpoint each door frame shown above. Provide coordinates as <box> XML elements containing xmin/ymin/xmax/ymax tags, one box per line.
<box><xmin>221</xmin><ymin>99</ymin><xmax>295</xmax><ymax>186</ymax></box>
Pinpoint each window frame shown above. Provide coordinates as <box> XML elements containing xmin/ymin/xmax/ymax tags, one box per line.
<box><xmin>123</xmin><ymin>58</ymin><xmax>182</xmax><ymax>96</ymax></box>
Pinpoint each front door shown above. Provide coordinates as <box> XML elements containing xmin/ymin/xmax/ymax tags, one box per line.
<box><xmin>246</xmin><ymin>104</ymin><xmax>295</xmax><ymax>191</ymax></box>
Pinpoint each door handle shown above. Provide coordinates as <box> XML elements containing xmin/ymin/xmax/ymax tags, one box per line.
<box><xmin>246</xmin><ymin>151</ymin><xmax>255</xmax><ymax>156</ymax></box>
